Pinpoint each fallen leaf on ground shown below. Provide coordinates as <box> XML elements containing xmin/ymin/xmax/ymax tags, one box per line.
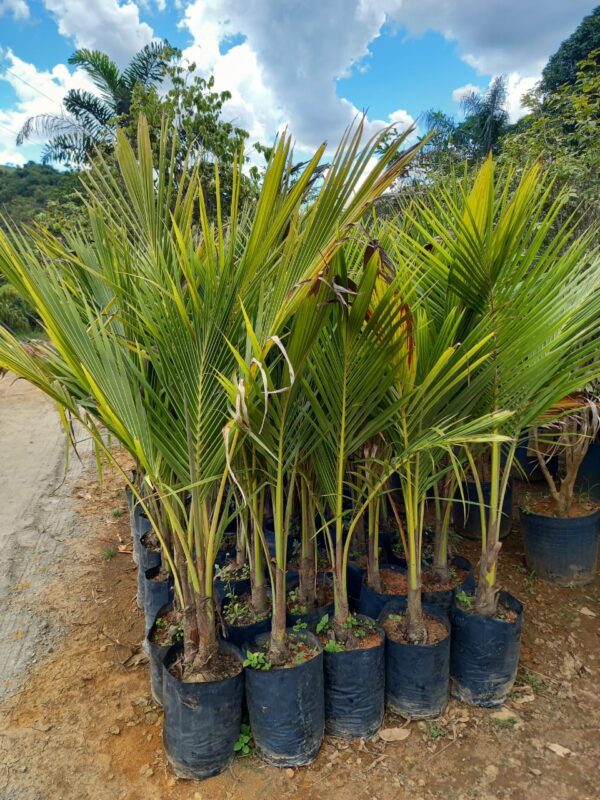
<box><xmin>379</xmin><ymin>727</ymin><xmax>411</xmax><ymax>742</ymax></box>
<box><xmin>491</xmin><ymin>708</ymin><xmax>519</xmax><ymax>722</ymax></box>
<box><xmin>123</xmin><ymin>651</ymin><xmax>149</xmax><ymax>669</ymax></box>
<box><xmin>510</xmin><ymin>692</ymin><xmax>535</xmax><ymax>707</ymax></box>
<box><xmin>579</xmin><ymin>607</ymin><xmax>597</xmax><ymax>618</ymax></box>
<box><xmin>546</xmin><ymin>743</ymin><xmax>572</xmax><ymax>757</ymax></box>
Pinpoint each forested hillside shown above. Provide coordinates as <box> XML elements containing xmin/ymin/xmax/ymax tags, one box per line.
<box><xmin>0</xmin><ymin>162</ymin><xmax>78</xmax><ymax>229</ymax></box>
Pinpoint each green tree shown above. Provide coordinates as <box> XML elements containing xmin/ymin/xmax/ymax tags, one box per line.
<box><xmin>541</xmin><ymin>6</ymin><xmax>600</xmax><ymax>94</ymax></box>
<box><xmin>500</xmin><ymin>50</ymin><xmax>600</xmax><ymax>226</ymax></box>
<box><xmin>17</xmin><ymin>41</ymin><xmax>174</xmax><ymax>167</ymax></box>
<box><xmin>126</xmin><ymin>58</ymin><xmax>259</xmax><ymax>215</ymax></box>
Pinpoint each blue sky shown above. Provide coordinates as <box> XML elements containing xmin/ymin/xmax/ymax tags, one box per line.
<box><xmin>0</xmin><ymin>1</ymin><xmax>595</xmax><ymax>166</ymax></box>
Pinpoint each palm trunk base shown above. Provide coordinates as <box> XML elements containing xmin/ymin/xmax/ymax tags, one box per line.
<box><xmin>268</xmin><ymin>567</ymin><xmax>290</xmax><ymax>666</ymax></box>
<box><xmin>432</xmin><ymin>527</ymin><xmax>450</xmax><ymax>583</ymax></box>
<box><xmin>298</xmin><ymin>555</ymin><xmax>316</xmax><ymax>607</ymax></box>
<box><xmin>252</xmin><ymin>581</ymin><xmax>269</xmax><ymax>615</ymax></box>
<box><xmin>474</xmin><ymin>581</ymin><xmax>498</xmax><ymax>616</ymax></box>
<box><xmin>404</xmin><ymin>587</ymin><xmax>427</xmax><ymax>645</ymax></box>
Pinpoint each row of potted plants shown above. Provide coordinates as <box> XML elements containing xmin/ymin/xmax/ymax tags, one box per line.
<box><xmin>0</xmin><ymin>118</ymin><xmax>598</xmax><ymax>781</ymax></box>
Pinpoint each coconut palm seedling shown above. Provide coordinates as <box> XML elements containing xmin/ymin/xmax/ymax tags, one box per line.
<box><xmin>0</xmin><ymin>116</ymin><xmax>424</xmax><ymax>772</ymax></box>
<box><xmin>399</xmin><ymin>156</ymin><xmax>600</xmax><ymax>616</ymax></box>
<box><xmin>518</xmin><ymin>390</ymin><xmax>600</xmax><ymax>585</ymax></box>
<box><xmin>220</xmin><ymin>123</ymin><xmax>421</xmax><ymax>666</ymax></box>
<box><xmin>304</xmin><ymin>244</ymin><xmax>413</xmax><ymax>635</ymax></box>
<box><xmin>0</xmin><ymin>113</ymin><xmax>416</xmax><ymax>664</ymax></box>
<box><xmin>387</xmin><ymin>305</ymin><xmax>511</xmax><ymax>643</ymax></box>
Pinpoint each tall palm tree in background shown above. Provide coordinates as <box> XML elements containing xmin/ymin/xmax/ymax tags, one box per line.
<box><xmin>17</xmin><ymin>41</ymin><xmax>174</xmax><ymax>167</ymax></box>
<box><xmin>458</xmin><ymin>76</ymin><xmax>509</xmax><ymax>158</ymax></box>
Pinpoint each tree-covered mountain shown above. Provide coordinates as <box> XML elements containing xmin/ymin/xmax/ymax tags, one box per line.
<box><xmin>0</xmin><ymin>161</ymin><xmax>79</xmax><ymax>229</ymax></box>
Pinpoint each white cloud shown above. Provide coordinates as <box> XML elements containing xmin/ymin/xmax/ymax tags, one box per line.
<box><xmin>0</xmin><ymin>0</ymin><xmax>29</xmax><ymax>19</ymax></box>
<box><xmin>0</xmin><ymin>50</ymin><xmax>95</xmax><ymax>165</ymax></box>
<box><xmin>452</xmin><ymin>83</ymin><xmax>480</xmax><ymax>104</ymax></box>
<box><xmin>43</xmin><ymin>0</ymin><xmax>154</xmax><ymax>65</ymax></box>
<box><xmin>504</xmin><ymin>73</ymin><xmax>538</xmax><ymax>123</ymax></box>
<box><xmin>178</xmin><ymin>0</ymin><xmax>590</xmax><ymax>151</ymax></box>
<box><xmin>385</xmin><ymin>0</ymin><xmax>596</xmax><ymax>77</ymax></box>
<box><xmin>180</xmin><ymin>0</ymin><xmax>416</xmax><ymax>152</ymax></box>
<box><xmin>0</xmin><ymin>149</ymin><xmax>25</xmax><ymax>166</ymax></box>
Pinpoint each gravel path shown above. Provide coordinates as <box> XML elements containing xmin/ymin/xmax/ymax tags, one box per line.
<box><xmin>0</xmin><ymin>375</ymin><xmax>83</xmax><ymax>700</ymax></box>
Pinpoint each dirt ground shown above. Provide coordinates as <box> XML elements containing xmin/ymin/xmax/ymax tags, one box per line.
<box><xmin>0</xmin><ymin>376</ymin><xmax>85</xmax><ymax>702</ymax></box>
<box><xmin>1</xmin><ymin>382</ymin><xmax>599</xmax><ymax>800</ymax></box>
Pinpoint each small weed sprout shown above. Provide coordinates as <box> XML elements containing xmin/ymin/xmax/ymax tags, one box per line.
<box><xmin>315</xmin><ymin>614</ymin><xmax>329</xmax><ymax>634</ymax></box>
<box><xmin>492</xmin><ymin>716</ymin><xmax>517</xmax><ymax>731</ymax></box>
<box><xmin>455</xmin><ymin>590</ymin><xmax>473</xmax><ymax>610</ymax></box>
<box><xmin>426</xmin><ymin>721</ymin><xmax>445</xmax><ymax>739</ymax></box>
<box><xmin>243</xmin><ymin>651</ymin><xmax>271</xmax><ymax>671</ymax></box>
<box><xmin>234</xmin><ymin>724</ymin><xmax>253</xmax><ymax>756</ymax></box>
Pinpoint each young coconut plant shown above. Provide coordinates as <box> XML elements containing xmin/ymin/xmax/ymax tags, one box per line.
<box><xmin>0</xmin><ymin>116</ymin><xmax>419</xmax><ymax>774</ymax></box>
<box><xmin>220</xmin><ymin>122</ymin><xmax>420</xmax><ymax>661</ymax></box>
<box><xmin>217</xmin><ymin>121</ymin><xmax>423</xmax><ymax>766</ymax></box>
<box><xmin>298</xmin><ymin>236</ymin><xmax>509</xmax><ymax>725</ymax></box>
<box><xmin>297</xmin><ymin>244</ymin><xmax>422</xmax><ymax>738</ymax></box>
<box><xmin>304</xmin><ymin>245</ymin><xmax>415</xmax><ymax>626</ymax></box>
<box><xmin>399</xmin><ymin>155</ymin><xmax>600</xmax><ymax>705</ymax></box>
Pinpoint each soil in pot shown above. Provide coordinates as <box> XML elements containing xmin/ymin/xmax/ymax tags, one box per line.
<box><xmin>357</xmin><ymin>564</ymin><xmax>408</xmax><ymax>618</ymax></box>
<box><xmin>450</xmin><ymin>589</ymin><xmax>523</xmax><ymax>708</ymax></box>
<box><xmin>162</xmin><ymin>641</ymin><xmax>244</xmax><ymax>780</ymax></box>
<box><xmin>146</xmin><ymin>605</ymin><xmax>182</xmax><ymax>705</ymax></box>
<box><xmin>287</xmin><ymin>550</ymin><xmax>333</xmax><ymax>574</ymax></box>
<box><xmin>317</xmin><ymin>614</ymin><xmax>385</xmax><ymax>739</ymax></box>
<box><xmin>286</xmin><ymin>576</ymin><xmax>334</xmax><ymax>630</ymax></box>
<box><xmin>142</xmin><ymin>565</ymin><xmax>174</xmax><ymax>635</ymax></box>
<box><xmin>520</xmin><ymin>495</ymin><xmax>600</xmax><ymax>586</ymax></box>
<box><xmin>380</xmin><ymin>602</ymin><xmax>451</xmax><ymax>719</ymax></box>
<box><xmin>244</xmin><ymin>630</ymin><xmax>324</xmax><ymax>766</ymax></box>
<box><xmin>376</xmin><ymin>557</ymin><xmax>475</xmax><ymax>611</ymax></box>
<box><xmin>221</xmin><ymin>591</ymin><xmax>272</xmax><ymax>649</ymax></box>
<box><xmin>137</xmin><ymin>531</ymin><xmax>161</xmax><ymax>610</ymax></box>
